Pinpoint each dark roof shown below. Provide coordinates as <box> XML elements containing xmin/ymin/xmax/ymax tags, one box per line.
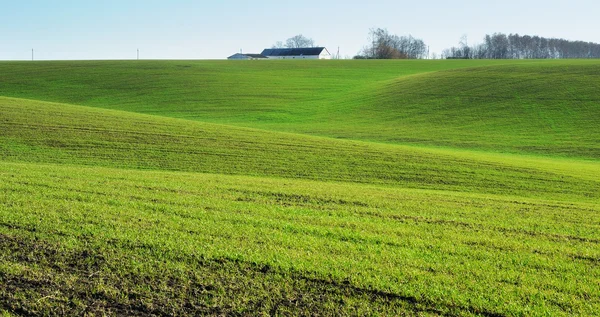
<box><xmin>261</xmin><ymin>47</ymin><xmax>327</xmax><ymax>57</ymax></box>
<box><xmin>227</xmin><ymin>53</ymin><xmax>268</xmax><ymax>59</ymax></box>
<box><xmin>245</xmin><ymin>54</ymin><xmax>268</xmax><ymax>58</ymax></box>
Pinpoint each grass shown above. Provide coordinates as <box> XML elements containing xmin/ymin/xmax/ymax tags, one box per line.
<box><xmin>1</xmin><ymin>162</ymin><xmax>598</xmax><ymax>316</ymax></box>
<box><xmin>330</xmin><ymin>62</ymin><xmax>600</xmax><ymax>157</ymax></box>
<box><xmin>1</xmin><ymin>59</ymin><xmax>599</xmax><ymax>316</ymax></box>
<box><xmin>1</xmin><ymin>97</ymin><xmax>598</xmax><ymax>202</ymax></box>
<box><xmin>1</xmin><ymin>59</ymin><xmax>599</xmax><ymax>158</ymax></box>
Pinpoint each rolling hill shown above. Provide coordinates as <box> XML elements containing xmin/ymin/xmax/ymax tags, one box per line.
<box><xmin>1</xmin><ymin>60</ymin><xmax>599</xmax><ymax>158</ymax></box>
<box><xmin>1</xmin><ymin>60</ymin><xmax>599</xmax><ymax>316</ymax></box>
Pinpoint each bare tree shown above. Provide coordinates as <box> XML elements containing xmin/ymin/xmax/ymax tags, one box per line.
<box><xmin>273</xmin><ymin>35</ymin><xmax>315</xmax><ymax>49</ymax></box>
<box><xmin>272</xmin><ymin>41</ymin><xmax>285</xmax><ymax>49</ymax></box>
<box><xmin>285</xmin><ymin>35</ymin><xmax>315</xmax><ymax>48</ymax></box>
<box><xmin>356</xmin><ymin>28</ymin><xmax>427</xmax><ymax>59</ymax></box>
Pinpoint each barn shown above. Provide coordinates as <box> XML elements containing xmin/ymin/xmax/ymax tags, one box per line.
<box><xmin>227</xmin><ymin>53</ymin><xmax>268</xmax><ymax>60</ymax></box>
<box><xmin>260</xmin><ymin>47</ymin><xmax>331</xmax><ymax>60</ymax></box>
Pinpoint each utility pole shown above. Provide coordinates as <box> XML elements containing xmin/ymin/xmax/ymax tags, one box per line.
<box><xmin>137</xmin><ymin>49</ymin><xmax>139</xmax><ymax>60</ymax></box>
<box><xmin>32</xmin><ymin>49</ymin><xmax>34</xmax><ymax>61</ymax></box>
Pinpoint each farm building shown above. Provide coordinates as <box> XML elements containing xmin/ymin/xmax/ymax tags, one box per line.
<box><xmin>227</xmin><ymin>53</ymin><xmax>268</xmax><ymax>60</ymax></box>
<box><xmin>260</xmin><ymin>47</ymin><xmax>331</xmax><ymax>60</ymax></box>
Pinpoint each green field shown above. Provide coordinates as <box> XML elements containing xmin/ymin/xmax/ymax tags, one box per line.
<box><xmin>1</xmin><ymin>60</ymin><xmax>599</xmax><ymax>316</ymax></box>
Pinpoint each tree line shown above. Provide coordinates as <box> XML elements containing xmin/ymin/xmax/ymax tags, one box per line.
<box><xmin>272</xmin><ymin>30</ymin><xmax>600</xmax><ymax>60</ymax></box>
<box><xmin>354</xmin><ymin>28</ymin><xmax>428</xmax><ymax>59</ymax></box>
<box><xmin>442</xmin><ymin>33</ymin><xmax>600</xmax><ymax>59</ymax></box>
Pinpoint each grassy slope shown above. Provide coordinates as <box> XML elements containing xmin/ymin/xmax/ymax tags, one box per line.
<box><xmin>1</xmin><ymin>96</ymin><xmax>599</xmax><ymax>202</ymax></box>
<box><xmin>1</xmin><ymin>60</ymin><xmax>599</xmax><ymax>316</ymax></box>
<box><xmin>1</xmin><ymin>162</ymin><xmax>598</xmax><ymax>316</ymax></box>
<box><xmin>346</xmin><ymin>62</ymin><xmax>600</xmax><ymax>157</ymax></box>
<box><xmin>1</xmin><ymin>96</ymin><xmax>599</xmax><ymax>315</ymax></box>
<box><xmin>2</xmin><ymin>59</ymin><xmax>599</xmax><ymax>158</ymax></box>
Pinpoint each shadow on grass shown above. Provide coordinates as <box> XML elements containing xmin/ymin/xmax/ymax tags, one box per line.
<box><xmin>0</xmin><ymin>233</ymin><xmax>504</xmax><ymax>316</ymax></box>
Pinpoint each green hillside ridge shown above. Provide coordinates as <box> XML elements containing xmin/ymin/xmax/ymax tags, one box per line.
<box><xmin>2</xmin><ymin>59</ymin><xmax>598</xmax><ymax>157</ymax></box>
<box><xmin>323</xmin><ymin>63</ymin><xmax>600</xmax><ymax>157</ymax></box>
<box><xmin>1</xmin><ymin>96</ymin><xmax>598</xmax><ymax>202</ymax></box>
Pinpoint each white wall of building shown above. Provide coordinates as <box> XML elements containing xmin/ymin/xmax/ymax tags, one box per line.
<box><xmin>319</xmin><ymin>49</ymin><xmax>332</xmax><ymax>59</ymax></box>
<box><xmin>266</xmin><ymin>55</ymin><xmax>321</xmax><ymax>60</ymax></box>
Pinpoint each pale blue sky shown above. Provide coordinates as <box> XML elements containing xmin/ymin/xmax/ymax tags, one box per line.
<box><xmin>1</xmin><ymin>0</ymin><xmax>598</xmax><ymax>60</ymax></box>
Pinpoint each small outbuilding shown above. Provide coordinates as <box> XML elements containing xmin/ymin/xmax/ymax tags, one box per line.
<box><xmin>227</xmin><ymin>53</ymin><xmax>269</xmax><ymax>60</ymax></box>
<box><xmin>260</xmin><ymin>47</ymin><xmax>331</xmax><ymax>60</ymax></box>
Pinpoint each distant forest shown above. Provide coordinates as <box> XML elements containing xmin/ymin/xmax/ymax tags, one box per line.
<box><xmin>443</xmin><ymin>33</ymin><xmax>600</xmax><ymax>59</ymax></box>
<box><xmin>354</xmin><ymin>29</ymin><xmax>600</xmax><ymax>59</ymax></box>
